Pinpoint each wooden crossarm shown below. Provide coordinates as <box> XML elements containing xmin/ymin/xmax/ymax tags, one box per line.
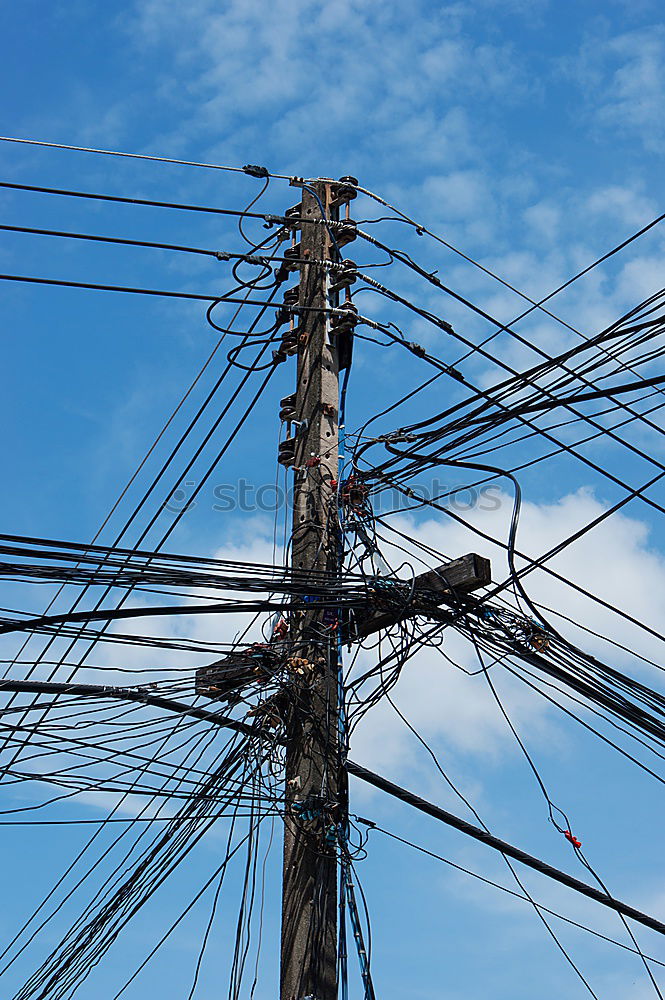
<box><xmin>349</xmin><ymin>552</ymin><xmax>491</xmax><ymax>640</ymax></box>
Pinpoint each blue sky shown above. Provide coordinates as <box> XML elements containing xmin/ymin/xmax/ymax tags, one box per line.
<box><xmin>1</xmin><ymin>1</ymin><xmax>665</xmax><ymax>998</ymax></box>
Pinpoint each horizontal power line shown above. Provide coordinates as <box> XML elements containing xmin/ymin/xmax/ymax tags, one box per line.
<box><xmin>0</xmin><ymin>678</ymin><xmax>254</xmax><ymax>736</ymax></box>
<box><xmin>372</xmin><ymin>823</ymin><xmax>665</xmax><ymax>968</ymax></box>
<box><xmin>0</xmin><ymin>223</ymin><xmax>338</xmax><ymax>272</ymax></box>
<box><xmin>0</xmin><ymin>222</ymin><xmax>233</xmax><ymax>259</ymax></box>
<box><xmin>0</xmin><ymin>179</ymin><xmax>285</xmax><ymax>221</ymax></box>
<box><xmin>349</xmin><ymin>761</ymin><xmax>665</xmax><ymax>937</ymax></box>
<box><xmin>0</xmin><ymin>134</ymin><xmax>292</xmax><ymax>179</ymax></box>
<box><xmin>0</xmin><ymin>272</ymin><xmax>350</xmax><ymax>322</ymax></box>
<box><xmin>0</xmin><ymin>271</ymin><xmax>279</xmax><ymax>304</ymax></box>
<box><xmin>1</xmin><ymin>677</ymin><xmax>663</xmax><ymax>939</ymax></box>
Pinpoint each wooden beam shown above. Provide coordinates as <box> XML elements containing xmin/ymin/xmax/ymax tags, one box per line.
<box><xmin>349</xmin><ymin>552</ymin><xmax>491</xmax><ymax>639</ymax></box>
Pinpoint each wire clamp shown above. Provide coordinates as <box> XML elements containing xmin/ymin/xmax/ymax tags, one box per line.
<box><xmin>407</xmin><ymin>341</ymin><xmax>426</xmax><ymax>358</ymax></box>
<box><xmin>243</xmin><ymin>163</ymin><xmax>269</xmax><ymax>178</ymax></box>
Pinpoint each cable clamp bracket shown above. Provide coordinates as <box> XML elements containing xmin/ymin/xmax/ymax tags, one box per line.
<box><xmin>243</xmin><ymin>163</ymin><xmax>269</xmax><ymax>178</ymax></box>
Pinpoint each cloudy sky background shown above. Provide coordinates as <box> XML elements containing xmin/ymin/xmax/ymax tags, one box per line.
<box><xmin>1</xmin><ymin>1</ymin><xmax>665</xmax><ymax>998</ymax></box>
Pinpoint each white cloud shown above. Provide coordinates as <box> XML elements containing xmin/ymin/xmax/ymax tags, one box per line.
<box><xmin>127</xmin><ymin>0</ymin><xmax>534</xmax><ymax>179</ymax></box>
<box><xmin>345</xmin><ymin>485</ymin><xmax>665</xmax><ymax>798</ymax></box>
<box><xmin>419</xmin><ymin>171</ymin><xmax>493</xmax><ymax>223</ymax></box>
<box><xmin>585</xmin><ymin>184</ymin><xmax>657</xmax><ymax>230</ymax></box>
<box><xmin>570</xmin><ymin>26</ymin><xmax>665</xmax><ymax>152</ymax></box>
<box><xmin>615</xmin><ymin>252</ymin><xmax>665</xmax><ymax>304</ymax></box>
<box><xmin>523</xmin><ymin>201</ymin><xmax>562</xmax><ymax>242</ymax></box>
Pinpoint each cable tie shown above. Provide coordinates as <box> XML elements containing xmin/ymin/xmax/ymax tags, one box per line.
<box><xmin>563</xmin><ymin>829</ymin><xmax>582</xmax><ymax>849</ymax></box>
<box><xmin>243</xmin><ymin>163</ymin><xmax>269</xmax><ymax>178</ymax></box>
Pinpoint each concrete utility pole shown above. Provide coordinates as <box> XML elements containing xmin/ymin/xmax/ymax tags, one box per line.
<box><xmin>280</xmin><ymin>179</ymin><xmax>356</xmax><ymax>1000</ymax></box>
